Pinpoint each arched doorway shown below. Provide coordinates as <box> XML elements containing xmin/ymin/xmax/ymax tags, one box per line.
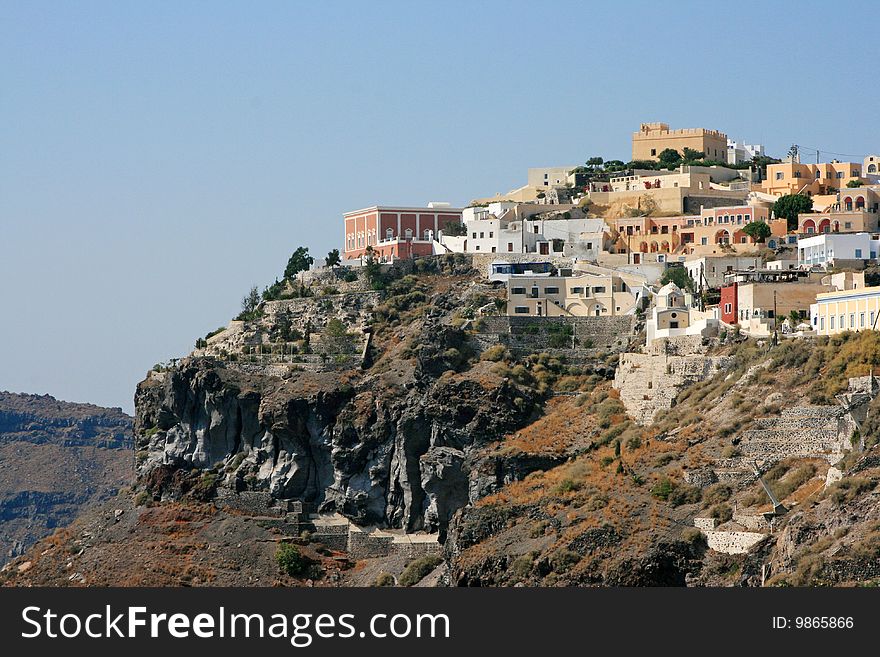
<box><xmin>802</xmin><ymin>218</ymin><xmax>816</xmax><ymax>234</ymax></box>
<box><xmin>714</xmin><ymin>230</ymin><xmax>731</xmax><ymax>245</ymax></box>
<box><xmin>819</xmin><ymin>218</ymin><xmax>831</xmax><ymax>233</ymax></box>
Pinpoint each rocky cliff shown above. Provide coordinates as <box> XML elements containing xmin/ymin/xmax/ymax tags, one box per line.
<box><xmin>0</xmin><ymin>392</ymin><xmax>133</xmax><ymax>562</ymax></box>
<box><xmin>8</xmin><ymin>259</ymin><xmax>880</xmax><ymax>588</ymax></box>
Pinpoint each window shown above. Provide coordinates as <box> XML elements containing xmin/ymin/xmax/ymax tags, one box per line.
<box><xmin>511</xmin><ymin>287</ymin><xmax>526</xmax><ymax>295</ymax></box>
<box><xmin>533</xmin><ymin>226</ymin><xmax>539</xmax><ymax>234</ymax></box>
<box><xmin>794</xmin><ymin>171</ymin><xmax>801</xmax><ymax>178</ymax></box>
<box><xmin>592</xmin><ymin>286</ymin><xmax>606</xmax><ymax>294</ymax></box>
<box><xmin>475</xmin><ymin>245</ymin><xmax>480</xmax><ymax>251</ymax></box>
<box><xmin>830</xmin><ymin>316</ymin><xmax>835</xmax><ymax>329</ymax></box>
<box><xmin>845</xmin><ymin>222</ymin><xmax>852</xmax><ymax>229</ymax></box>
<box><xmin>386</xmin><ymin>228</ymin><xmax>394</xmax><ymax>239</ymax></box>
<box><xmin>840</xmin><ymin>315</ymin><xmax>845</xmax><ymax>328</ymax></box>
<box><xmin>724</xmin><ymin>303</ymin><xmax>731</xmax><ymax>314</ymax></box>
<box><xmin>491</xmin><ymin>247</ymin><xmax>496</xmax><ymax>253</ymax></box>
<box><xmin>651</xmin><ymin>148</ymin><xmax>656</xmax><ymax>156</ymax></box>
<box><xmin>404</xmin><ymin>228</ymin><xmax>413</xmax><ymax>239</ymax></box>
<box><xmin>489</xmin><ymin>232</ymin><xmax>494</xmax><ymax>238</ymax></box>
<box><xmin>544</xmin><ymin>287</ymin><xmax>560</xmax><ymax>294</ymax></box>
<box><xmin>701</xmin><ymin>237</ymin><xmax>708</xmax><ymax>245</ymax></box>
<box><xmin>837</xmin><ymin>172</ymin><xmax>844</xmax><ymax>179</ymax></box>
<box><xmin>872</xmin><ymin>311</ymin><xmax>876</xmax><ymax>326</ymax></box>
<box><xmin>860</xmin><ymin>313</ymin><xmax>866</xmax><ymax>328</ymax></box>
<box><xmin>820</xmin><ymin>317</ymin><xmax>825</xmax><ymax>330</ymax></box>
<box><xmin>856</xmin><ymin>249</ymin><xmax>863</xmax><ymax>258</ymax></box>
<box><xmin>479</xmin><ymin>232</ymin><xmax>484</xmax><ymax>238</ymax></box>
<box><xmin>815</xmin><ymin>171</ymin><xmax>821</xmax><ymax>179</ymax></box>
<box><xmin>776</xmin><ymin>172</ymin><xmax>784</xmax><ymax>180</ymax></box>
<box><xmin>850</xmin><ymin>314</ymin><xmax>856</xmax><ymax>328</ymax></box>
<box><xmin>507</xmin><ymin>243</ymin><xmax>513</xmax><ymax>252</ymax></box>
<box><xmin>571</xmin><ymin>287</ymin><xmax>584</xmax><ymax>294</ymax></box>
<box><xmin>514</xmin><ymin>306</ymin><xmax>530</xmax><ymax>314</ymax></box>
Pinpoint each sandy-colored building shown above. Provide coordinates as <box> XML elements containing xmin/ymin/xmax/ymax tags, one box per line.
<box><xmin>761</xmin><ymin>161</ymin><xmax>864</xmax><ymax>197</ymax></box>
<box><xmin>506</xmin><ymin>270</ymin><xmax>642</xmax><ymax>317</ymax></box>
<box><xmin>865</xmin><ymin>155</ymin><xmax>880</xmax><ymax>176</ymax></box>
<box><xmin>632</xmin><ymin>122</ymin><xmax>728</xmax><ymax>162</ymax></box>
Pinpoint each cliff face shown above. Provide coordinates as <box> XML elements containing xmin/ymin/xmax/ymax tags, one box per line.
<box><xmin>134</xmin><ymin>320</ymin><xmax>539</xmax><ymax>538</ymax></box>
<box><xmin>0</xmin><ymin>392</ymin><xmax>133</xmax><ymax>562</ymax></box>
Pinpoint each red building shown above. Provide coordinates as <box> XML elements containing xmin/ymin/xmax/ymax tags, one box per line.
<box><xmin>720</xmin><ymin>282</ymin><xmax>738</xmax><ymax>325</ymax></box>
<box><xmin>343</xmin><ymin>205</ymin><xmax>463</xmax><ymax>261</ymax></box>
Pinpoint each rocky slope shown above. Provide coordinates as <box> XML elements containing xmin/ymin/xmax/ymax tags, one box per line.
<box><xmin>6</xmin><ymin>257</ymin><xmax>880</xmax><ymax>587</ymax></box>
<box><xmin>0</xmin><ymin>392</ymin><xmax>133</xmax><ymax>563</ymax></box>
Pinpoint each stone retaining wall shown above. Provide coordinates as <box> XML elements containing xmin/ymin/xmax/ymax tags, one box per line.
<box><xmin>474</xmin><ymin>315</ymin><xmax>637</xmax><ymax>360</ymax></box>
<box><xmin>613</xmin><ymin>351</ymin><xmax>734</xmax><ymax>425</ymax></box>
<box><xmin>704</xmin><ymin>530</ymin><xmax>767</xmax><ymax>554</ymax></box>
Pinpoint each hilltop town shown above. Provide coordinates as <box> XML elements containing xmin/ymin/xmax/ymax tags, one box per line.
<box><xmin>6</xmin><ymin>122</ymin><xmax>880</xmax><ymax>588</ymax></box>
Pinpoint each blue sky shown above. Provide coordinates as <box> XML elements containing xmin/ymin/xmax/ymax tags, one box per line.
<box><xmin>1</xmin><ymin>0</ymin><xmax>877</xmax><ymax>412</ymax></box>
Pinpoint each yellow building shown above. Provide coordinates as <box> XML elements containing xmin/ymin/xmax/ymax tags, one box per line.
<box><xmin>631</xmin><ymin>122</ymin><xmax>728</xmax><ymax>162</ymax></box>
<box><xmin>507</xmin><ymin>271</ymin><xmax>641</xmax><ymax>317</ymax></box>
<box><xmin>812</xmin><ymin>286</ymin><xmax>880</xmax><ymax>335</ymax></box>
<box><xmin>761</xmin><ymin>161</ymin><xmax>864</xmax><ymax>197</ymax></box>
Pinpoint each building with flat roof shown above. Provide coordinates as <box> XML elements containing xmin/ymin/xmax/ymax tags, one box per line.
<box><xmin>761</xmin><ymin>161</ymin><xmax>864</xmax><ymax>197</ymax></box>
<box><xmin>798</xmin><ymin>232</ymin><xmax>880</xmax><ymax>269</ymax></box>
<box><xmin>811</xmin><ymin>283</ymin><xmax>880</xmax><ymax>336</ymax></box>
<box><xmin>632</xmin><ymin>122</ymin><xmax>728</xmax><ymax>162</ymax></box>
<box><xmin>343</xmin><ymin>205</ymin><xmax>463</xmax><ymax>261</ymax></box>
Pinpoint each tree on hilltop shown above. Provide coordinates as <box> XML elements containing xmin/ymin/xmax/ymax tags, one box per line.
<box><xmin>284</xmin><ymin>246</ymin><xmax>314</xmax><ymax>280</ymax></box>
<box><xmin>326</xmin><ymin>248</ymin><xmax>341</xmax><ymax>268</ymax></box>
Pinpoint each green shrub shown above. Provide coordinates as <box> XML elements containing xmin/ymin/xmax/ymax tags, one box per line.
<box><xmin>481</xmin><ymin>345</ymin><xmax>507</xmax><ymax>362</ymax></box>
<box><xmin>398</xmin><ymin>556</ymin><xmax>443</xmax><ymax>586</ymax></box>
<box><xmin>828</xmin><ymin>477</ymin><xmax>875</xmax><ymax>505</ymax></box>
<box><xmin>276</xmin><ymin>543</ymin><xmax>311</xmax><ymax>577</ymax></box>
<box><xmin>550</xmin><ymin>549</ymin><xmax>580</xmax><ymax>573</ymax></box>
<box><xmin>709</xmin><ymin>503</ymin><xmax>733</xmax><ymax>522</ymax></box>
<box><xmin>703</xmin><ymin>483</ymin><xmax>732</xmax><ymax>505</ymax></box>
<box><xmin>373</xmin><ymin>573</ymin><xmax>395</xmax><ymax>587</ymax></box>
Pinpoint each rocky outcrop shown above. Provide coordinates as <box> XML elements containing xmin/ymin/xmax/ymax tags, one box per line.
<box><xmin>135</xmin><ymin>340</ymin><xmax>539</xmax><ymax>537</ymax></box>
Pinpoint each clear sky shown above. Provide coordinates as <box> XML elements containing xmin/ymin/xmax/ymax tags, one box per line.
<box><xmin>1</xmin><ymin>1</ymin><xmax>877</xmax><ymax>413</ymax></box>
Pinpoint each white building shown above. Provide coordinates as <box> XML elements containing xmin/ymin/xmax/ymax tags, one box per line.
<box><xmin>797</xmin><ymin>233</ymin><xmax>880</xmax><ymax>269</ymax></box>
<box><xmin>727</xmin><ymin>139</ymin><xmax>765</xmax><ymax>165</ymax></box>
<box><xmin>645</xmin><ymin>282</ymin><xmax>719</xmax><ymax>344</ymax></box>
<box><xmin>442</xmin><ymin>201</ymin><xmax>610</xmax><ymax>258</ymax></box>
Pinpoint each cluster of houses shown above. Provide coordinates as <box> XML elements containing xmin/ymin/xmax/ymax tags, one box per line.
<box><xmin>340</xmin><ymin>122</ymin><xmax>880</xmax><ymax>346</ymax></box>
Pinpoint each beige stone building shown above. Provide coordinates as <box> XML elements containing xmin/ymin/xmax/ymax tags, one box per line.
<box><xmin>506</xmin><ymin>270</ymin><xmax>643</xmax><ymax>317</ymax></box>
<box><xmin>761</xmin><ymin>161</ymin><xmax>864</xmax><ymax>197</ymax></box>
<box><xmin>631</xmin><ymin>122</ymin><xmax>728</xmax><ymax>162</ymax></box>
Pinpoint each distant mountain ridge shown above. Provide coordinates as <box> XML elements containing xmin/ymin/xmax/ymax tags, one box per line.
<box><xmin>0</xmin><ymin>391</ymin><xmax>133</xmax><ymax>563</ymax></box>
